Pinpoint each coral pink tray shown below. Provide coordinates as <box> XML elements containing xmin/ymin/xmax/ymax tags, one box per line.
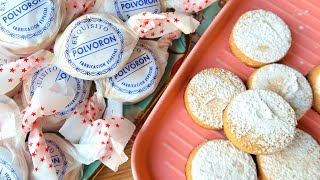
<box><xmin>132</xmin><ymin>0</ymin><xmax>320</xmax><ymax>179</ymax></box>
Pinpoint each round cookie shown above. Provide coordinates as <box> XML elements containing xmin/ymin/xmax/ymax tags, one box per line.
<box><xmin>230</xmin><ymin>9</ymin><xmax>291</xmax><ymax>67</ymax></box>
<box><xmin>307</xmin><ymin>65</ymin><xmax>320</xmax><ymax>113</ymax></box>
<box><xmin>184</xmin><ymin>68</ymin><xmax>246</xmax><ymax>130</ymax></box>
<box><xmin>257</xmin><ymin>129</ymin><xmax>320</xmax><ymax>180</ymax></box>
<box><xmin>223</xmin><ymin>89</ymin><xmax>297</xmax><ymax>155</ymax></box>
<box><xmin>248</xmin><ymin>64</ymin><xmax>313</xmax><ymax>120</ymax></box>
<box><xmin>186</xmin><ymin>140</ymin><xmax>257</xmax><ymax>180</ymax></box>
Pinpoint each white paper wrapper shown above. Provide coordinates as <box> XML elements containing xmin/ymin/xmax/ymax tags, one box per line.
<box><xmin>59</xmin><ymin>92</ymin><xmax>106</xmax><ymax>143</ymax></box>
<box><xmin>161</xmin><ymin>0</ymin><xmax>218</xmax><ymax>13</ymax></box>
<box><xmin>88</xmin><ymin>0</ymin><xmax>216</xmax><ymax>21</ymax></box>
<box><xmin>0</xmin><ymin>138</ymin><xmax>29</xmax><ymax>180</ymax></box>
<box><xmin>54</xmin><ymin>13</ymin><xmax>139</xmax><ymax>80</ymax></box>
<box><xmin>21</xmin><ymin>80</ymin><xmax>75</xmax><ymax>179</ymax></box>
<box><xmin>13</xmin><ymin>87</ymin><xmax>26</xmax><ymax>112</ymax></box>
<box><xmin>21</xmin><ymin>80</ymin><xmax>75</xmax><ymax>134</ymax></box>
<box><xmin>0</xmin><ymin>59</ymin><xmax>8</xmax><ymax>66</ymax></box>
<box><xmin>126</xmin><ymin>11</ymin><xmax>199</xmax><ymax>38</ymax></box>
<box><xmin>0</xmin><ymin>55</ymin><xmax>16</xmax><ymax>66</ymax></box>
<box><xmin>95</xmin><ymin>31</ymin><xmax>181</xmax><ymax>104</ymax></box>
<box><xmin>54</xmin><ymin>12</ymin><xmax>198</xmax><ymax>81</ymax></box>
<box><xmin>74</xmin><ymin>117</ymin><xmax>135</xmax><ymax>172</ymax></box>
<box><xmin>88</xmin><ymin>0</ymin><xmax>161</xmax><ymax>21</ymax></box>
<box><xmin>27</xmin><ymin>126</ymin><xmax>59</xmax><ymax>180</ymax></box>
<box><xmin>0</xmin><ymin>50</ymin><xmax>54</xmax><ymax>95</ymax></box>
<box><xmin>26</xmin><ymin>133</ymin><xmax>83</xmax><ymax>180</ymax></box>
<box><xmin>22</xmin><ymin>64</ymin><xmax>91</xmax><ymax>124</ymax></box>
<box><xmin>60</xmin><ymin>95</ymin><xmax>135</xmax><ymax>172</ymax></box>
<box><xmin>0</xmin><ymin>46</ymin><xmax>20</xmax><ymax>60</ymax></box>
<box><xmin>61</xmin><ymin>0</ymin><xmax>96</xmax><ymax>30</ymax></box>
<box><xmin>0</xmin><ymin>55</ymin><xmax>21</xmax><ymax>97</ymax></box>
<box><xmin>0</xmin><ymin>95</ymin><xmax>21</xmax><ymax>140</ymax></box>
<box><xmin>0</xmin><ymin>95</ymin><xmax>29</xmax><ymax>179</ymax></box>
<box><xmin>5</xmin><ymin>83</ymin><xmax>21</xmax><ymax>98</ymax></box>
<box><xmin>0</xmin><ymin>0</ymin><xmax>66</xmax><ymax>56</ymax></box>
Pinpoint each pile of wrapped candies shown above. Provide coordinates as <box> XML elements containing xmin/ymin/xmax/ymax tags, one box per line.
<box><xmin>0</xmin><ymin>0</ymin><xmax>216</xmax><ymax>179</ymax></box>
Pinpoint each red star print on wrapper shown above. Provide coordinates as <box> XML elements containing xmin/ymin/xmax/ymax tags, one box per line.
<box><xmin>61</xmin><ymin>0</ymin><xmax>95</xmax><ymax>30</ymax></box>
<box><xmin>158</xmin><ymin>30</ymin><xmax>183</xmax><ymax>47</ymax></box>
<box><xmin>126</xmin><ymin>12</ymin><xmax>199</xmax><ymax>38</ymax></box>
<box><xmin>59</xmin><ymin>94</ymin><xmax>135</xmax><ymax>172</ymax></box>
<box><xmin>22</xmin><ymin>81</ymin><xmax>75</xmax><ymax>176</ymax></box>
<box><xmin>0</xmin><ymin>50</ymin><xmax>53</xmax><ymax>95</ymax></box>
<box><xmin>74</xmin><ymin>117</ymin><xmax>135</xmax><ymax>172</ymax></box>
<box><xmin>21</xmin><ymin>80</ymin><xmax>75</xmax><ymax>135</ymax></box>
<box><xmin>59</xmin><ymin>92</ymin><xmax>106</xmax><ymax>143</ymax></box>
<box><xmin>165</xmin><ymin>0</ymin><xmax>217</xmax><ymax>13</ymax></box>
<box><xmin>28</xmin><ymin>125</ymin><xmax>57</xmax><ymax>178</ymax></box>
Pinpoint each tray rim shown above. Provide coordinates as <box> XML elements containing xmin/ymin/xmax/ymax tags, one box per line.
<box><xmin>131</xmin><ymin>0</ymin><xmax>240</xmax><ymax>179</ymax></box>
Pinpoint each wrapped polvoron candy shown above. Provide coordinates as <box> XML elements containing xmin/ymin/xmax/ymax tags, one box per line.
<box><xmin>59</xmin><ymin>92</ymin><xmax>106</xmax><ymax>143</ymax></box>
<box><xmin>54</xmin><ymin>12</ymin><xmax>199</xmax><ymax>80</ymax></box>
<box><xmin>0</xmin><ymin>95</ymin><xmax>29</xmax><ymax>179</ymax></box>
<box><xmin>0</xmin><ymin>50</ymin><xmax>54</xmax><ymax>96</ymax></box>
<box><xmin>19</xmin><ymin>80</ymin><xmax>76</xmax><ymax>179</ymax></box>
<box><xmin>26</xmin><ymin>133</ymin><xmax>83</xmax><ymax>180</ymax></box>
<box><xmin>95</xmin><ymin>31</ymin><xmax>181</xmax><ymax>104</ymax></box>
<box><xmin>0</xmin><ymin>0</ymin><xmax>66</xmax><ymax>56</ymax></box>
<box><xmin>0</xmin><ymin>139</ymin><xmax>29</xmax><ymax>179</ymax></box>
<box><xmin>88</xmin><ymin>0</ymin><xmax>218</xmax><ymax>21</ymax></box>
<box><xmin>21</xmin><ymin>65</ymin><xmax>91</xmax><ymax>129</ymax></box>
<box><xmin>88</xmin><ymin>0</ymin><xmax>161</xmax><ymax>21</ymax></box>
<box><xmin>161</xmin><ymin>0</ymin><xmax>218</xmax><ymax>13</ymax></box>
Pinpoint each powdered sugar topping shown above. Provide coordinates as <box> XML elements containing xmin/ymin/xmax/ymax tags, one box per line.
<box><xmin>250</xmin><ymin>64</ymin><xmax>312</xmax><ymax>120</ymax></box>
<box><xmin>233</xmin><ymin>9</ymin><xmax>291</xmax><ymax>63</ymax></box>
<box><xmin>226</xmin><ymin>90</ymin><xmax>296</xmax><ymax>154</ymax></box>
<box><xmin>258</xmin><ymin>129</ymin><xmax>320</xmax><ymax>180</ymax></box>
<box><xmin>191</xmin><ymin>140</ymin><xmax>257</xmax><ymax>180</ymax></box>
<box><xmin>187</xmin><ymin>68</ymin><xmax>246</xmax><ymax>129</ymax></box>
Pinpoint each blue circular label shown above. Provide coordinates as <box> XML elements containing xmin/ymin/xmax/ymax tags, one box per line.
<box><xmin>0</xmin><ymin>0</ymin><xmax>55</xmax><ymax>40</ymax></box>
<box><xmin>108</xmin><ymin>43</ymin><xmax>158</xmax><ymax>94</ymax></box>
<box><xmin>114</xmin><ymin>0</ymin><xmax>160</xmax><ymax>21</ymax></box>
<box><xmin>29</xmin><ymin>65</ymin><xmax>87</xmax><ymax>116</ymax></box>
<box><xmin>0</xmin><ymin>157</ymin><xmax>19</xmax><ymax>180</ymax></box>
<box><xmin>46</xmin><ymin>139</ymin><xmax>67</xmax><ymax>180</ymax></box>
<box><xmin>65</xmin><ymin>16</ymin><xmax>124</xmax><ymax>77</ymax></box>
